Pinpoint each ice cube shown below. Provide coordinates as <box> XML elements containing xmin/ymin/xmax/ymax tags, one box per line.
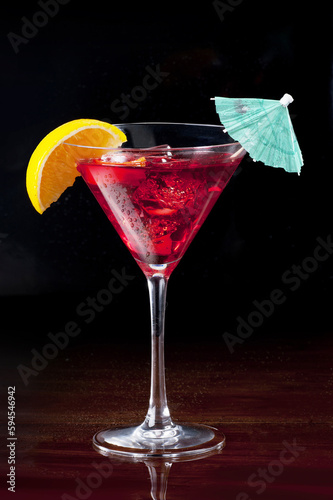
<box><xmin>101</xmin><ymin>151</ymin><xmax>134</xmax><ymax>163</ymax></box>
<box><xmin>147</xmin><ymin>218</ymin><xmax>179</xmax><ymax>240</ymax></box>
<box><xmin>132</xmin><ymin>172</ymin><xmax>202</xmax><ymax>211</ymax></box>
<box><xmin>101</xmin><ymin>152</ymin><xmax>146</xmax><ymax>167</ymax></box>
<box><xmin>160</xmin><ymin>173</ymin><xmax>202</xmax><ymax>209</ymax></box>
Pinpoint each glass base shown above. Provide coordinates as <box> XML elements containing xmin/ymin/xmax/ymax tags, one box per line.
<box><xmin>93</xmin><ymin>422</ymin><xmax>225</xmax><ymax>458</ymax></box>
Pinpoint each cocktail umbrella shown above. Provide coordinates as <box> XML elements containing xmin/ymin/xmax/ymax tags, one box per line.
<box><xmin>213</xmin><ymin>94</ymin><xmax>303</xmax><ymax>174</ymax></box>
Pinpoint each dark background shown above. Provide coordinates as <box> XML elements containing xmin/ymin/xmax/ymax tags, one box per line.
<box><xmin>1</xmin><ymin>0</ymin><xmax>332</xmax><ymax>356</ymax></box>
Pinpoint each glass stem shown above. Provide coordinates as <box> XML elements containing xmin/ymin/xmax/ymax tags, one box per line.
<box><xmin>143</xmin><ymin>273</ymin><xmax>174</xmax><ymax>431</ymax></box>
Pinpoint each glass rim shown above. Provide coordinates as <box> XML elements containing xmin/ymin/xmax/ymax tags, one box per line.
<box><xmin>64</xmin><ymin>121</ymin><xmax>241</xmax><ymax>151</ymax></box>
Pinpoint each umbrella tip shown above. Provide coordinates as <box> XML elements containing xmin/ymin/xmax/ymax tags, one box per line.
<box><xmin>280</xmin><ymin>94</ymin><xmax>294</xmax><ymax>107</ymax></box>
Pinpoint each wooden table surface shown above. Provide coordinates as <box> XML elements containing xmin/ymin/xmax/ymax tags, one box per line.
<box><xmin>1</xmin><ymin>331</ymin><xmax>333</xmax><ymax>500</ymax></box>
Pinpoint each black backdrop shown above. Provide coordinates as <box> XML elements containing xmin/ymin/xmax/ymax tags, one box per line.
<box><xmin>1</xmin><ymin>0</ymin><xmax>333</xmax><ymax>356</ymax></box>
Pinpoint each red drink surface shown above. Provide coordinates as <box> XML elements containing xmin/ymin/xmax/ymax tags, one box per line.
<box><xmin>77</xmin><ymin>152</ymin><xmax>241</xmax><ymax>276</ymax></box>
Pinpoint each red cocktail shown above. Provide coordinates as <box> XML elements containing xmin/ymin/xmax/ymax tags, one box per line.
<box><xmin>78</xmin><ymin>149</ymin><xmax>240</xmax><ymax>277</ymax></box>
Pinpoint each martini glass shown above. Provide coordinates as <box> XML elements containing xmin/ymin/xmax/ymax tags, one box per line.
<box><xmin>65</xmin><ymin>123</ymin><xmax>246</xmax><ymax>458</ymax></box>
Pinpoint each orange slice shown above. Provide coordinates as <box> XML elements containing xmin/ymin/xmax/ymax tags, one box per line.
<box><xmin>26</xmin><ymin>119</ymin><xmax>127</xmax><ymax>213</ymax></box>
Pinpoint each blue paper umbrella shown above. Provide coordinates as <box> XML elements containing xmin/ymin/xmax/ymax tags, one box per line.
<box><xmin>214</xmin><ymin>94</ymin><xmax>303</xmax><ymax>174</ymax></box>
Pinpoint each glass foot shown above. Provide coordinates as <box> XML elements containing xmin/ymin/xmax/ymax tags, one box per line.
<box><xmin>93</xmin><ymin>422</ymin><xmax>225</xmax><ymax>458</ymax></box>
